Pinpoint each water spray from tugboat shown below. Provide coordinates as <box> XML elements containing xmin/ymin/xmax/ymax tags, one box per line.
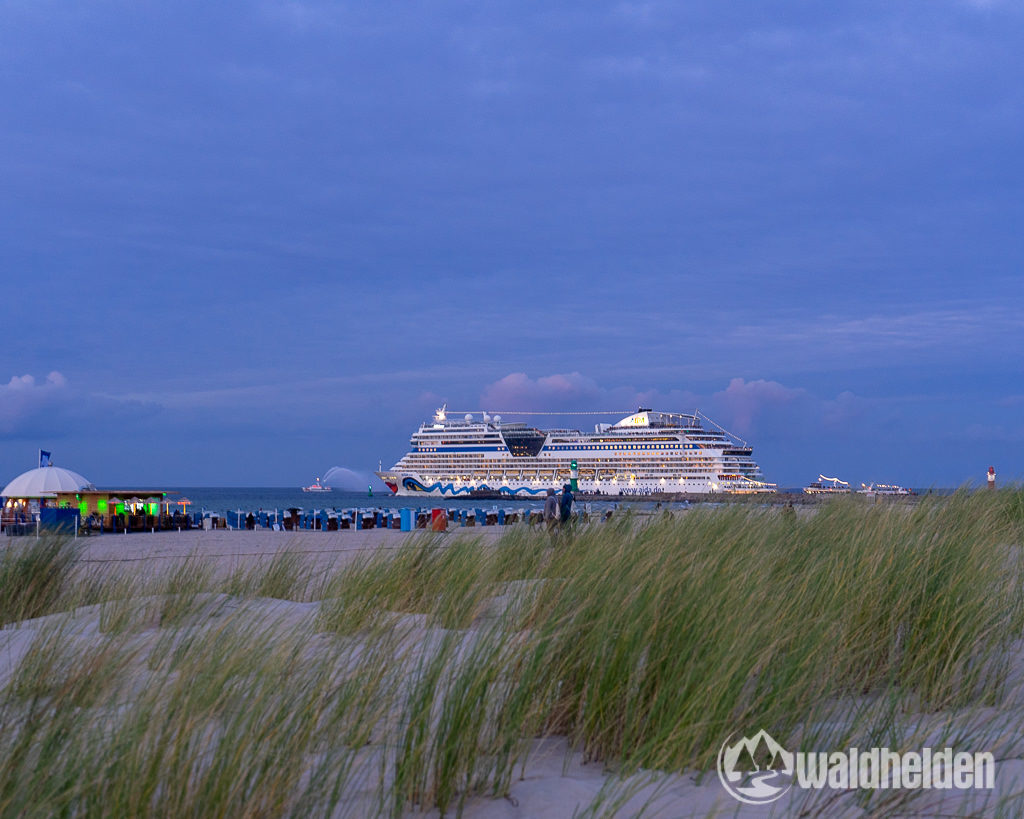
<box><xmin>324</xmin><ymin>466</ymin><xmax>380</xmax><ymax>496</ymax></box>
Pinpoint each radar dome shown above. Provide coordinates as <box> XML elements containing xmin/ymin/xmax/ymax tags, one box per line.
<box><xmin>493</xmin><ymin>415</ymin><xmax>501</xmax><ymax>424</ymax></box>
<box><xmin>464</xmin><ymin>413</ymin><xmax>473</xmax><ymax>422</ymax></box>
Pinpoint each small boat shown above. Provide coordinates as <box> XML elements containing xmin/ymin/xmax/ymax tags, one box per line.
<box><xmin>804</xmin><ymin>475</ymin><xmax>851</xmax><ymax>494</ymax></box>
<box><xmin>468</xmin><ymin>488</ymin><xmax>511</xmax><ymax>499</ymax></box>
<box><xmin>301</xmin><ymin>477</ymin><xmax>333</xmax><ymax>493</ymax></box>
<box><xmin>857</xmin><ymin>483</ymin><xmax>913</xmax><ymax>496</ymax></box>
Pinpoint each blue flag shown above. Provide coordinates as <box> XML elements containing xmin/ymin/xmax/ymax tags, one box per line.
<box><xmin>39</xmin><ymin>450</ymin><xmax>51</xmax><ymax>468</ymax></box>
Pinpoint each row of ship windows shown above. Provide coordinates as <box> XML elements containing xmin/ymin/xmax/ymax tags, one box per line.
<box><xmin>404</xmin><ymin>458</ymin><xmax>732</xmax><ymax>464</ymax></box>
<box><xmin>418</xmin><ymin>474</ymin><xmax>758</xmax><ymax>483</ymax></box>
<box><xmin>416</xmin><ymin>444</ymin><xmax>701</xmax><ymax>453</ymax></box>
<box><xmin>423</xmin><ymin>474</ymin><xmax>744</xmax><ymax>479</ymax></box>
<box><xmin>401</xmin><ymin>464</ymin><xmax>751</xmax><ymax>473</ymax></box>
<box><xmin>402</xmin><ymin>466</ymin><xmax>756</xmax><ymax>476</ymax></box>
<box><xmin>545</xmin><ymin>444</ymin><xmax>697</xmax><ymax>451</ymax></box>
<box><xmin>402</xmin><ymin>456</ymin><xmax>749</xmax><ymax>465</ymax></box>
<box><xmin>419</xmin><ymin>437</ymin><xmax>712</xmax><ymax>445</ymax></box>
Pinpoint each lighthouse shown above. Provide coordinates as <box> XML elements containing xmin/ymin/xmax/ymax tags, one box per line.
<box><xmin>987</xmin><ymin>466</ymin><xmax>996</xmax><ymax>490</ymax></box>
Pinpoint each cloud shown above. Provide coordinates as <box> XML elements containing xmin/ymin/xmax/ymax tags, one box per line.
<box><xmin>478</xmin><ymin>372</ymin><xmax>854</xmax><ymax>436</ymax></box>
<box><xmin>477</xmin><ymin>372</ymin><xmax>709</xmax><ymax>428</ymax></box>
<box><xmin>257</xmin><ymin>0</ymin><xmax>346</xmax><ymax>33</ymax></box>
<box><xmin>729</xmin><ymin>305</ymin><xmax>1022</xmax><ymax>356</ymax></box>
<box><xmin>712</xmin><ymin>378</ymin><xmax>806</xmax><ymax>435</ymax></box>
<box><xmin>0</xmin><ymin>372</ymin><xmax>70</xmax><ymax>435</ymax></box>
<box><xmin>480</xmin><ymin>372</ymin><xmax>604</xmax><ymax>412</ymax></box>
<box><xmin>4</xmin><ymin>371</ymin><xmax>66</xmax><ymax>390</ymax></box>
<box><xmin>820</xmin><ymin>390</ymin><xmax>873</xmax><ymax>429</ymax></box>
<box><xmin>0</xmin><ymin>371</ymin><xmax>158</xmax><ymax>440</ymax></box>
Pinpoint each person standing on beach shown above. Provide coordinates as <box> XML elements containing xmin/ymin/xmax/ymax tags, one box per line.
<box><xmin>559</xmin><ymin>483</ymin><xmax>574</xmax><ymax>526</ymax></box>
<box><xmin>543</xmin><ymin>488</ymin><xmax>559</xmax><ymax>534</ymax></box>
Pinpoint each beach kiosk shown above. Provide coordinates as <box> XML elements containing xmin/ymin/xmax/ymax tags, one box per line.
<box><xmin>2</xmin><ymin>461</ymin><xmax>169</xmax><ymax>534</ymax></box>
<box><xmin>1</xmin><ymin>464</ymin><xmax>95</xmax><ymax>533</ymax></box>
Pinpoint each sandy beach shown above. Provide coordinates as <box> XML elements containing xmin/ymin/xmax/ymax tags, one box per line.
<box><xmin>3</xmin><ymin>495</ymin><xmax>1024</xmax><ymax>817</ymax></box>
<box><xmin>72</xmin><ymin>526</ymin><xmax>508</xmax><ymax>572</ymax></box>
<box><xmin>0</xmin><ymin>527</ymin><xmax>787</xmax><ymax>817</ymax></box>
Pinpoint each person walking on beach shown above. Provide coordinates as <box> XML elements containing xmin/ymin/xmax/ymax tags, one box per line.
<box><xmin>544</xmin><ymin>488</ymin><xmax>559</xmax><ymax>533</ymax></box>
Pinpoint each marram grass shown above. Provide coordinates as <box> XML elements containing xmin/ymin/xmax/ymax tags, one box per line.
<box><xmin>0</xmin><ymin>488</ymin><xmax>1022</xmax><ymax>816</ymax></box>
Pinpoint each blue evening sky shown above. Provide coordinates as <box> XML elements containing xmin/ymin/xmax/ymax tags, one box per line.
<box><xmin>1</xmin><ymin>0</ymin><xmax>1021</xmax><ymax>489</ymax></box>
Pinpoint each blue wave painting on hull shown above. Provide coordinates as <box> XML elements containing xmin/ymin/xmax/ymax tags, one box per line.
<box><xmin>401</xmin><ymin>478</ymin><xmax>548</xmax><ymax>496</ymax></box>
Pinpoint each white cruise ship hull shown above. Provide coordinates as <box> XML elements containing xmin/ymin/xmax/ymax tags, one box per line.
<box><xmin>377</xmin><ymin>408</ymin><xmax>775</xmax><ymax>498</ymax></box>
<box><xmin>376</xmin><ymin>473</ymin><xmax>769</xmax><ymax>497</ymax></box>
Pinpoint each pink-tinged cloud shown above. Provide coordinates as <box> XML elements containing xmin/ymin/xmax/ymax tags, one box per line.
<box><xmin>713</xmin><ymin>377</ymin><xmax>805</xmax><ymax>434</ymax></box>
<box><xmin>480</xmin><ymin>372</ymin><xmax>603</xmax><ymax>411</ymax></box>
<box><xmin>480</xmin><ymin>372</ymin><xmax>707</xmax><ymax>418</ymax></box>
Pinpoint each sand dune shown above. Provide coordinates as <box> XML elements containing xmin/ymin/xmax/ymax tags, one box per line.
<box><xmin>3</xmin><ymin>497</ymin><xmax>1024</xmax><ymax>817</ymax></box>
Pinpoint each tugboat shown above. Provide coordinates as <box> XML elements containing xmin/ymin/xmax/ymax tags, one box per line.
<box><xmin>301</xmin><ymin>477</ymin><xmax>333</xmax><ymax>493</ymax></box>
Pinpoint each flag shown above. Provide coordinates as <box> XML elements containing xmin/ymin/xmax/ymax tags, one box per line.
<box><xmin>39</xmin><ymin>450</ymin><xmax>51</xmax><ymax>468</ymax></box>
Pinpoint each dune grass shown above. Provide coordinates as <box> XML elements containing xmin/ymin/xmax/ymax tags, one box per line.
<box><xmin>0</xmin><ymin>489</ymin><xmax>1022</xmax><ymax>816</ymax></box>
<box><xmin>519</xmin><ymin>492</ymin><xmax>1024</xmax><ymax>774</ymax></box>
<box><xmin>0</xmin><ymin>534</ymin><xmax>81</xmax><ymax>626</ymax></box>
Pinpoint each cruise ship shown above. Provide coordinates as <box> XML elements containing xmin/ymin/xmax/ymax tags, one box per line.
<box><xmin>376</xmin><ymin>406</ymin><xmax>775</xmax><ymax>497</ymax></box>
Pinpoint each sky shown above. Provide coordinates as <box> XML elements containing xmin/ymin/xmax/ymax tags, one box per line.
<box><xmin>1</xmin><ymin>0</ymin><xmax>1022</xmax><ymax>489</ymax></box>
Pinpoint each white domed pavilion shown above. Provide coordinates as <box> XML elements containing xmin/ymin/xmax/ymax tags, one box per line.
<box><xmin>2</xmin><ymin>460</ymin><xmax>171</xmax><ymax>534</ymax></box>
<box><xmin>2</xmin><ymin>465</ymin><xmax>95</xmax><ymax>497</ymax></box>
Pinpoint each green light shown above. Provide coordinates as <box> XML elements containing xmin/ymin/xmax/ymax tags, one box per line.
<box><xmin>116</xmin><ymin>503</ymin><xmax>124</xmax><ymax>515</ymax></box>
<box><xmin>98</xmin><ymin>499</ymin><xmax>108</xmax><ymax>514</ymax></box>
<box><xmin>79</xmin><ymin>501</ymin><xmax>88</xmax><ymax>516</ymax></box>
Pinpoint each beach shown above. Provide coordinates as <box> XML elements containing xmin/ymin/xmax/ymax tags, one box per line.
<box><xmin>2</xmin><ymin>493</ymin><xmax>1024</xmax><ymax>817</ymax></box>
<box><xmin>73</xmin><ymin>526</ymin><xmax>508</xmax><ymax>572</ymax></box>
